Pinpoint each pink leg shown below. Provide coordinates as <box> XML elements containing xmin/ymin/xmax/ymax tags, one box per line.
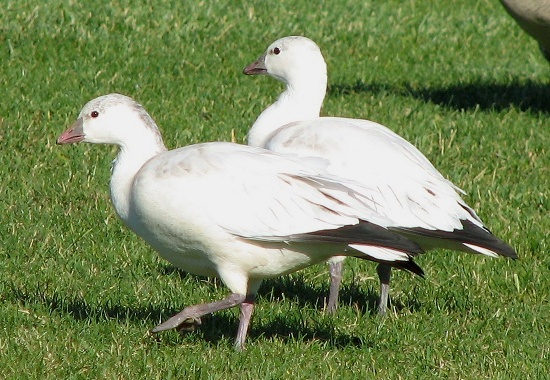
<box><xmin>326</xmin><ymin>260</ymin><xmax>344</xmax><ymax>313</ymax></box>
<box><xmin>151</xmin><ymin>293</ymin><xmax>246</xmax><ymax>333</ymax></box>
<box><xmin>235</xmin><ymin>294</ymin><xmax>256</xmax><ymax>351</ymax></box>
<box><xmin>377</xmin><ymin>264</ymin><xmax>392</xmax><ymax>316</ymax></box>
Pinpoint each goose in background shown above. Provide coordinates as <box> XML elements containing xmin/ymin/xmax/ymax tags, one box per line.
<box><xmin>243</xmin><ymin>36</ymin><xmax>517</xmax><ymax>315</ymax></box>
<box><xmin>500</xmin><ymin>0</ymin><xmax>550</xmax><ymax>62</ymax></box>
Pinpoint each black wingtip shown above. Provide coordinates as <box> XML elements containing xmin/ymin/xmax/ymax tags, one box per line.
<box><xmin>456</xmin><ymin>220</ymin><xmax>518</xmax><ymax>259</ymax></box>
<box><xmin>394</xmin><ymin>220</ymin><xmax>518</xmax><ymax>259</ymax></box>
<box><xmin>296</xmin><ymin>221</ymin><xmax>424</xmax><ymax>255</ymax></box>
<box><xmin>391</xmin><ymin>258</ymin><xmax>425</xmax><ymax>277</ymax></box>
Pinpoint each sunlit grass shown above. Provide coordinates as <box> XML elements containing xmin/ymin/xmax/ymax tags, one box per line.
<box><xmin>0</xmin><ymin>0</ymin><xmax>548</xmax><ymax>378</ymax></box>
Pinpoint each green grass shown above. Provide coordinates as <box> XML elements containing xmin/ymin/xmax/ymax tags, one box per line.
<box><xmin>1</xmin><ymin>0</ymin><xmax>548</xmax><ymax>378</ymax></box>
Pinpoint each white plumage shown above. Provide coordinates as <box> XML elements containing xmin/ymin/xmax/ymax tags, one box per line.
<box><xmin>244</xmin><ymin>36</ymin><xmax>517</xmax><ymax>314</ymax></box>
<box><xmin>57</xmin><ymin>93</ymin><xmax>423</xmax><ymax>349</ymax></box>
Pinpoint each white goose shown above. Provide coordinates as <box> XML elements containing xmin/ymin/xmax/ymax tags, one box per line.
<box><xmin>500</xmin><ymin>0</ymin><xmax>550</xmax><ymax>62</ymax></box>
<box><xmin>57</xmin><ymin>94</ymin><xmax>425</xmax><ymax>350</ymax></box>
<box><xmin>243</xmin><ymin>36</ymin><xmax>517</xmax><ymax>314</ymax></box>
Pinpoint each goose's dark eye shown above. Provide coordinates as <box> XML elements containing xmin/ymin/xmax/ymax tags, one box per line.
<box><xmin>273</xmin><ymin>47</ymin><xmax>280</xmax><ymax>55</ymax></box>
<box><xmin>91</xmin><ymin>110</ymin><xmax>99</xmax><ymax>118</ymax></box>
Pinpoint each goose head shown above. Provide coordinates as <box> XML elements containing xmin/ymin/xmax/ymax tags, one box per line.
<box><xmin>243</xmin><ymin>36</ymin><xmax>327</xmax><ymax>88</ymax></box>
<box><xmin>57</xmin><ymin>93</ymin><xmax>165</xmax><ymax>152</ymax></box>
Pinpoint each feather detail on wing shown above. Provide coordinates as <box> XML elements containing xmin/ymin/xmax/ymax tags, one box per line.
<box><xmin>264</xmin><ymin>118</ymin><xmax>482</xmax><ymax>231</ymax></box>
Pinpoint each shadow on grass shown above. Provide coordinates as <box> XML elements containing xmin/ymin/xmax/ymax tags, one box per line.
<box><xmin>161</xmin><ymin>265</ymin><xmax>389</xmax><ymax>315</ymax></box>
<box><xmin>3</xmin><ymin>266</ymin><xmax>421</xmax><ymax>349</ymax></box>
<box><xmin>248</xmin><ymin>314</ymin><xmax>368</xmax><ymax>349</ymax></box>
<box><xmin>329</xmin><ymin>79</ymin><xmax>550</xmax><ymax>113</ymax></box>
<box><xmin>4</xmin><ymin>280</ymin><xmax>166</xmax><ymax>325</ymax></box>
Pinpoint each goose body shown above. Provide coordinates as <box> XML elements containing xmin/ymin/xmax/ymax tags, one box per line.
<box><xmin>57</xmin><ymin>93</ymin><xmax>423</xmax><ymax>349</ymax></box>
<box><xmin>244</xmin><ymin>36</ymin><xmax>517</xmax><ymax>313</ymax></box>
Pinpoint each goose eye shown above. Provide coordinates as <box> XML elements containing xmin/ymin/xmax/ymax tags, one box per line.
<box><xmin>91</xmin><ymin>110</ymin><xmax>99</xmax><ymax>118</ymax></box>
<box><xmin>273</xmin><ymin>47</ymin><xmax>280</xmax><ymax>55</ymax></box>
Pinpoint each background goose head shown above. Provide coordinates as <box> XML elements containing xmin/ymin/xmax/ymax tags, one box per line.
<box><xmin>244</xmin><ymin>36</ymin><xmax>327</xmax><ymax>88</ymax></box>
<box><xmin>244</xmin><ymin>36</ymin><xmax>328</xmax><ymax>147</ymax></box>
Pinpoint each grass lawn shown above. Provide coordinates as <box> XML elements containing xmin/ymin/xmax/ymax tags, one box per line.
<box><xmin>1</xmin><ymin>0</ymin><xmax>548</xmax><ymax>378</ymax></box>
